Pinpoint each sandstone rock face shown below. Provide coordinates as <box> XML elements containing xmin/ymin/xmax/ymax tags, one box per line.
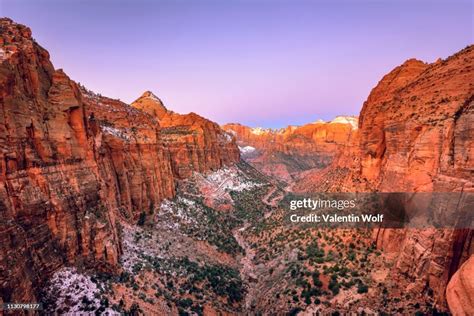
<box><xmin>0</xmin><ymin>19</ymin><xmax>120</xmax><ymax>303</ymax></box>
<box><xmin>293</xmin><ymin>128</ymin><xmax>364</xmax><ymax>192</ymax></box>
<box><xmin>82</xmin><ymin>90</ymin><xmax>176</xmax><ymax>220</ymax></box>
<box><xmin>296</xmin><ymin>45</ymin><xmax>474</xmax><ymax>309</ymax></box>
<box><xmin>130</xmin><ymin>90</ymin><xmax>168</xmax><ymax>119</ymax></box>
<box><xmin>358</xmin><ymin>48</ymin><xmax>473</xmax><ymax>307</ymax></box>
<box><xmin>0</xmin><ymin>18</ymin><xmax>239</xmax><ymax>303</ymax></box>
<box><xmin>447</xmin><ymin>255</ymin><xmax>474</xmax><ymax>316</ymax></box>
<box><xmin>132</xmin><ymin>93</ymin><xmax>240</xmax><ymax>179</ymax></box>
<box><xmin>223</xmin><ymin>117</ymin><xmax>357</xmax><ymax>181</ymax></box>
<box><xmin>358</xmin><ymin>53</ymin><xmax>473</xmax><ymax>192</ymax></box>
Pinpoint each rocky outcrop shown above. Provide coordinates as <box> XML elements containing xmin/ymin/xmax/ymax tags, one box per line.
<box><xmin>130</xmin><ymin>90</ymin><xmax>168</xmax><ymax>119</ymax></box>
<box><xmin>357</xmin><ymin>48</ymin><xmax>473</xmax><ymax>307</ymax></box>
<box><xmin>132</xmin><ymin>93</ymin><xmax>240</xmax><ymax>179</ymax></box>
<box><xmin>223</xmin><ymin>117</ymin><xmax>357</xmax><ymax>181</ymax></box>
<box><xmin>447</xmin><ymin>255</ymin><xmax>474</xmax><ymax>315</ymax></box>
<box><xmin>224</xmin><ymin>117</ymin><xmax>357</xmax><ymax>154</ymax></box>
<box><xmin>82</xmin><ymin>90</ymin><xmax>176</xmax><ymax>220</ymax></box>
<box><xmin>0</xmin><ymin>19</ymin><xmax>120</xmax><ymax>304</ymax></box>
<box><xmin>357</xmin><ymin>53</ymin><xmax>473</xmax><ymax>192</ymax></box>
<box><xmin>0</xmin><ymin>18</ymin><xmax>239</xmax><ymax>304</ymax></box>
<box><xmin>296</xmin><ymin>45</ymin><xmax>474</xmax><ymax>309</ymax></box>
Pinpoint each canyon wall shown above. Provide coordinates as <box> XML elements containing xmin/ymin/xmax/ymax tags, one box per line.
<box><xmin>296</xmin><ymin>45</ymin><xmax>474</xmax><ymax>310</ymax></box>
<box><xmin>0</xmin><ymin>18</ymin><xmax>239</xmax><ymax>304</ymax></box>
<box><xmin>446</xmin><ymin>255</ymin><xmax>474</xmax><ymax>315</ymax></box>
<box><xmin>223</xmin><ymin>117</ymin><xmax>357</xmax><ymax>181</ymax></box>
<box><xmin>132</xmin><ymin>92</ymin><xmax>240</xmax><ymax>179</ymax></box>
<box><xmin>223</xmin><ymin>117</ymin><xmax>357</xmax><ymax>154</ymax></box>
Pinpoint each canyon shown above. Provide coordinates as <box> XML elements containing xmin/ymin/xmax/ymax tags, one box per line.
<box><xmin>297</xmin><ymin>47</ymin><xmax>474</xmax><ymax>312</ymax></box>
<box><xmin>0</xmin><ymin>18</ymin><xmax>473</xmax><ymax>315</ymax></box>
<box><xmin>227</xmin><ymin>45</ymin><xmax>473</xmax><ymax>313</ymax></box>
<box><xmin>223</xmin><ymin>117</ymin><xmax>357</xmax><ymax>182</ymax></box>
<box><xmin>0</xmin><ymin>18</ymin><xmax>239</xmax><ymax>307</ymax></box>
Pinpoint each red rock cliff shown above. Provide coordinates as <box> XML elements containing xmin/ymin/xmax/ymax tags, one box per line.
<box><xmin>0</xmin><ymin>19</ymin><xmax>121</xmax><ymax>304</ymax></box>
<box><xmin>224</xmin><ymin>117</ymin><xmax>357</xmax><ymax>154</ymax></box>
<box><xmin>297</xmin><ymin>45</ymin><xmax>474</xmax><ymax>309</ymax></box>
<box><xmin>222</xmin><ymin>117</ymin><xmax>357</xmax><ymax>181</ymax></box>
<box><xmin>356</xmin><ymin>50</ymin><xmax>473</xmax><ymax>305</ymax></box>
<box><xmin>447</xmin><ymin>255</ymin><xmax>474</xmax><ymax>315</ymax></box>
<box><xmin>0</xmin><ymin>18</ymin><xmax>240</xmax><ymax>304</ymax></box>
<box><xmin>132</xmin><ymin>92</ymin><xmax>240</xmax><ymax>179</ymax></box>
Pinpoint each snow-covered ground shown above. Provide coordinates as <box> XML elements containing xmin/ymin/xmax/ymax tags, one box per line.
<box><xmin>120</xmin><ymin>222</ymin><xmax>200</xmax><ymax>279</ymax></box>
<box><xmin>121</xmin><ymin>165</ymin><xmax>261</xmax><ymax>270</ymax></box>
<box><xmin>120</xmin><ymin>224</ymin><xmax>165</xmax><ymax>273</ymax></box>
<box><xmin>330</xmin><ymin>116</ymin><xmax>358</xmax><ymax>129</ymax></box>
<box><xmin>159</xmin><ymin>197</ymin><xmax>200</xmax><ymax>229</ymax></box>
<box><xmin>199</xmin><ymin>166</ymin><xmax>261</xmax><ymax>193</ymax></box>
<box><xmin>220</xmin><ymin>131</ymin><xmax>234</xmax><ymax>143</ymax></box>
<box><xmin>250</xmin><ymin>127</ymin><xmax>271</xmax><ymax>135</ymax></box>
<box><xmin>43</xmin><ymin>267</ymin><xmax>118</xmax><ymax>315</ymax></box>
<box><xmin>226</xmin><ymin>129</ymin><xmax>236</xmax><ymax>136</ymax></box>
<box><xmin>239</xmin><ymin>145</ymin><xmax>256</xmax><ymax>154</ymax></box>
<box><xmin>101</xmin><ymin>125</ymin><xmax>131</xmax><ymax>140</ymax></box>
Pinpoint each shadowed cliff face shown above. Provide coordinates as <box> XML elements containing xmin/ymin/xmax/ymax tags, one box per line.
<box><xmin>222</xmin><ymin>118</ymin><xmax>357</xmax><ymax>182</ymax></box>
<box><xmin>0</xmin><ymin>18</ymin><xmax>239</xmax><ymax>303</ymax></box>
<box><xmin>296</xmin><ymin>45</ymin><xmax>474</xmax><ymax>310</ymax></box>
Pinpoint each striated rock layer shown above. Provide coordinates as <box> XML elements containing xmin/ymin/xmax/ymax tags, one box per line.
<box><xmin>447</xmin><ymin>255</ymin><xmax>474</xmax><ymax>316</ymax></box>
<box><xmin>0</xmin><ymin>18</ymin><xmax>239</xmax><ymax>304</ymax></box>
<box><xmin>223</xmin><ymin>117</ymin><xmax>357</xmax><ymax>181</ymax></box>
<box><xmin>132</xmin><ymin>92</ymin><xmax>240</xmax><ymax>179</ymax></box>
<box><xmin>296</xmin><ymin>45</ymin><xmax>474</xmax><ymax>310</ymax></box>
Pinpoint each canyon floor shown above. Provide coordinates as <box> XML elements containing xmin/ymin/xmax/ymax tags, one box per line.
<box><xmin>41</xmin><ymin>162</ymin><xmax>440</xmax><ymax>315</ymax></box>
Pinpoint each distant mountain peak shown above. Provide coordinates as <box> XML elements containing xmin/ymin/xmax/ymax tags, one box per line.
<box><xmin>131</xmin><ymin>90</ymin><xmax>168</xmax><ymax>119</ymax></box>
<box><xmin>141</xmin><ymin>90</ymin><xmax>162</xmax><ymax>101</ymax></box>
<box><xmin>330</xmin><ymin>116</ymin><xmax>358</xmax><ymax>129</ymax></box>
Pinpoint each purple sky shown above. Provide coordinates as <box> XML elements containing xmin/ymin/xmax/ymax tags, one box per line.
<box><xmin>2</xmin><ymin>0</ymin><xmax>473</xmax><ymax>127</ymax></box>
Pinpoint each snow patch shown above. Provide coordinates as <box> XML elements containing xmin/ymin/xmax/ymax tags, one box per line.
<box><xmin>250</xmin><ymin>127</ymin><xmax>270</xmax><ymax>135</ymax></box>
<box><xmin>239</xmin><ymin>146</ymin><xmax>256</xmax><ymax>154</ymax></box>
<box><xmin>120</xmin><ymin>224</ymin><xmax>167</xmax><ymax>272</ymax></box>
<box><xmin>159</xmin><ymin>197</ymin><xmax>199</xmax><ymax>228</ymax></box>
<box><xmin>219</xmin><ymin>132</ymin><xmax>234</xmax><ymax>143</ymax></box>
<box><xmin>330</xmin><ymin>116</ymin><xmax>358</xmax><ymax>129</ymax></box>
<box><xmin>43</xmin><ymin>267</ymin><xmax>117</xmax><ymax>315</ymax></box>
<box><xmin>101</xmin><ymin>125</ymin><xmax>131</xmax><ymax>140</ymax></box>
<box><xmin>225</xmin><ymin>132</ymin><xmax>233</xmax><ymax>142</ymax></box>
<box><xmin>143</xmin><ymin>91</ymin><xmax>162</xmax><ymax>103</ymax></box>
<box><xmin>201</xmin><ymin>166</ymin><xmax>261</xmax><ymax>192</ymax></box>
